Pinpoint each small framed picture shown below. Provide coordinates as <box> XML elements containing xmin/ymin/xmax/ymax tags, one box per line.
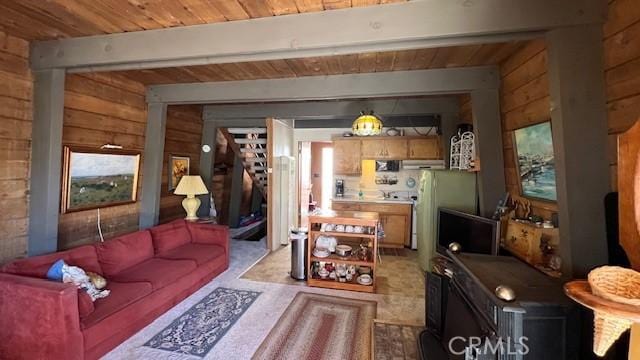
<box><xmin>169</xmin><ymin>155</ymin><xmax>190</xmax><ymax>191</ymax></box>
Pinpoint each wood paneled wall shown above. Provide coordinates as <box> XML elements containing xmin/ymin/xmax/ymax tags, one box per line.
<box><xmin>58</xmin><ymin>73</ymin><xmax>147</xmax><ymax>250</ymax></box>
<box><xmin>498</xmin><ymin>39</ymin><xmax>555</xmax><ymax>218</ymax></box>
<box><xmin>498</xmin><ymin>0</ymin><xmax>640</xmax><ymax>218</ymax></box>
<box><xmin>0</xmin><ymin>31</ymin><xmax>31</xmax><ymax>263</ymax></box>
<box><xmin>159</xmin><ymin>105</ymin><xmax>204</xmax><ymax>223</ymax></box>
<box><xmin>604</xmin><ymin>0</ymin><xmax>640</xmax><ymax>191</ymax></box>
<box><xmin>459</xmin><ymin>94</ymin><xmax>472</xmax><ymax>124</ymax></box>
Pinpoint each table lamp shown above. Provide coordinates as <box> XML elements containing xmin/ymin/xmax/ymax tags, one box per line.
<box><xmin>174</xmin><ymin>175</ymin><xmax>209</xmax><ymax>220</ymax></box>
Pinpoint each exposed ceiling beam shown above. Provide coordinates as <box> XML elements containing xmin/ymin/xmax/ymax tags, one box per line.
<box><xmin>204</xmin><ymin>98</ymin><xmax>459</xmax><ymax>120</ymax></box>
<box><xmin>30</xmin><ymin>0</ymin><xmax>605</xmax><ymax>72</ymax></box>
<box><xmin>148</xmin><ymin>67</ymin><xmax>498</xmax><ymax>104</ymax></box>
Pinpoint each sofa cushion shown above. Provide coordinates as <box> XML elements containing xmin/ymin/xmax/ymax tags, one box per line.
<box><xmin>157</xmin><ymin>243</ymin><xmax>225</xmax><ymax>266</ymax></box>
<box><xmin>78</xmin><ymin>290</ymin><xmax>95</xmax><ymax>319</ymax></box>
<box><xmin>150</xmin><ymin>219</ymin><xmax>192</xmax><ymax>254</ymax></box>
<box><xmin>81</xmin><ymin>281</ymin><xmax>153</xmax><ymax>329</ymax></box>
<box><xmin>110</xmin><ymin>258</ymin><xmax>197</xmax><ymax>291</ymax></box>
<box><xmin>96</xmin><ymin>230</ymin><xmax>154</xmax><ymax>277</ymax></box>
<box><xmin>1</xmin><ymin>245</ymin><xmax>102</xmax><ymax>278</ymax></box>
<box><xmin>186</xmin><ymin>223</ymin><xmax>229</xmax><ymax>248</ymax></box>
<box><xmin>82</xmin><ymin>256</ymin><xmax>228</xmax><ymax>358</ymax></box>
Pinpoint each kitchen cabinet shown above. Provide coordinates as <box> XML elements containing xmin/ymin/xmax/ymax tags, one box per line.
<box><xmin>332</xmin><ymin>201</ymin><xmax>411</xmax><ymax>248</ymax></box>
<box><xmin>408</xmin><ymin>137</ymin><xmax>441</xmax><ymax>159</ymax></box>
<box><xmin>380</xmin><ymin>214</ymin><xmax>407</xmax><ymax>247</ymax></box>
<box><xmin>333</xmin><ymin>139</ymin><xmax>361</xmax><ymax>175</ymax></box>
<box><xmin>361</xmin><ymin>138</ymin><xmax>407</xmax><ymax>159</ymax></box>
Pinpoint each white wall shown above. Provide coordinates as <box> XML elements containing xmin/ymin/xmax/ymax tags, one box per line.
<box><xmin>269</xmin><ymin>119</ymin><xmax>295</xmax><ymax>251</ymax></box>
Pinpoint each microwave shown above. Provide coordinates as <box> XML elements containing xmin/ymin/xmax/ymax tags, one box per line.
<box><xmin>375</xmin><ymin>160</ymin><xmax>401</xmax><ymax>172</ymax></box>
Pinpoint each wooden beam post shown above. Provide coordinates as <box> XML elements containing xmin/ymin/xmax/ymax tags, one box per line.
<box><xmin>228</xmin><ymin>155</ymin><xmax>245</xmax><ymax>228</ymax></box>
<box><xmin>29</xmin><ymin>0</ymin><xmax>604</xmax><ymax>72</ymax></box>
<box><xmin>28</xmin><ymin>69</ymin><xmax>65</xmax><ymax>256</ymax></box>
<box><xmin>148</xmin><ymin>67</ymin><xmax>499</xmax><ymax>104</ymax></box>
<box><xmin>471</xmin><ymin>89</ymin><xmax>506</xmax><ymax>217</ymax></box>
<box><xmin>546</xmin><ymin>25</ymin><xmax>610</xmax><ymax>277</ymax></box>
<box><xmin>197</xmin><ymin>121</ymin><xmax>217</xmax><ymax>217</ymax></box>
<box><xmin>139</xmin><ymin>103</ymin><xmax>168</xmax><ymax>229</ymax></box>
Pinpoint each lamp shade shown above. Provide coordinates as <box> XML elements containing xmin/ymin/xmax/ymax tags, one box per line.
<box><xmin>352</xmin><ymin>111</ymin><xmax>383</xmax><ymax>136</ymax></box>
<box><xmin>174</xmin><ymin>175</ymin><xmax>208</xmax><ymax>195</ymax></box>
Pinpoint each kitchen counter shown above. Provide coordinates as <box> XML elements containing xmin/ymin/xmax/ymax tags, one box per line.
<box><xmin>332</xmin><ymin>196</ymin><xmax>414</xmax><ymax>205</ymax></box>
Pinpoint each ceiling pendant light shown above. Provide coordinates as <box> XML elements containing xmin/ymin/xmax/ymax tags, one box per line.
<box><xmin>352</xmin><ymin>111</ymin><xmax>383</xmax><ymax>136</ymax></box>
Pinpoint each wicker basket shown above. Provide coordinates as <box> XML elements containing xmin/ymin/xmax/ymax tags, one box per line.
<box><xmin>588</xmin><ymin>266</ymin><xmax>640</xmax><ymax>306</ymax></box>
<box><xmin>587</xmin><ymin>266</ymin><xmax>640</xmax><ymax>356</ymax></box>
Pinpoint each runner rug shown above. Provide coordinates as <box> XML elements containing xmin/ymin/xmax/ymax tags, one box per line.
<box><xmin>144</xmin><ymin>287</ymin><xmax>260</xmax><ymax>357</ymax></box>
<box><xmin>252</xmin><ymin>292</ymin><xmax>377</xmax><ymax>360</ymax></box>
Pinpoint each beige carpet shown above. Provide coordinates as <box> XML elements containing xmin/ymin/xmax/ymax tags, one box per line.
<box><xmin>252</xmin><ymin>292</ymin><xmax>377</xmax><ymax>360</ymax></box>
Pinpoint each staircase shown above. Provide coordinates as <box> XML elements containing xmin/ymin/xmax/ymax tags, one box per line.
<box><xmin>220</xmin><ymin>127</ymin><xmax>268</xmax><ymax>198</ymax></box>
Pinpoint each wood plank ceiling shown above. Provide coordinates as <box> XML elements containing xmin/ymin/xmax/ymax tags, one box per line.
<box><xmin>0</xmin><ymin>0</ymin><xmax>528</xmax><ymax>85</ymax></box>
<box><xmin>109</xmin><ymin>42</ymin><xmax>527</xmax><ymax>85</ymax></box>
<box><xmin>0</xmin><ymin>0</ymin><xmax>406</xmax><ymax>41</ymax></box>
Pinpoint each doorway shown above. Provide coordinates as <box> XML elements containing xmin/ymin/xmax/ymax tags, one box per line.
<box><xmin>299</xmin><ymin>141</ymin><xmax>333</xmax><ymax>227</ymax></box>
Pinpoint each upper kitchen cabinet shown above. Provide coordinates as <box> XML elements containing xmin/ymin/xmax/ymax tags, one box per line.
<box><xmin>361</xmin><ymin>138</ymin><xmax>408</xmax><ymax>160</ymax></box>
<box><xmin>333</xmin><ymin>139</ymin><xmax>361</xmax><ymax>175</ymax></box>
<box><xmin>408</xmin><ymin>137</ymin><xmax>441</xmax><ymax>159</ymax></box>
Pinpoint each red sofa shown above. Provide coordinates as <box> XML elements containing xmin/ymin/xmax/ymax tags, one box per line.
<box><xmin>0</xmin><ymin>220</ymin><xmax>229</xmax><ymax>360</ymax></box>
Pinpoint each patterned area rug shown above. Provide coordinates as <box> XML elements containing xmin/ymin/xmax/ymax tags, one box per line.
<box><xmin>252</xmin><ymin>292</ymin><xmax>377</xmax><ymax>360</ymax></box>
<box><xmin>144</xmin><ymin>287</ymin><xmax>261</xmax><ymax>357</ymax></box>
<box><xmin>372</xmin><ymin>320</ymin><xmax>425</xmax><ymax>360</ymax></box>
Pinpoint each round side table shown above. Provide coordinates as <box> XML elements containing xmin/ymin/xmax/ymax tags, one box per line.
<box><xmin>565</xmin><ymin>280</ymin><xmax>640</xmax><ymax>359</ymax></box>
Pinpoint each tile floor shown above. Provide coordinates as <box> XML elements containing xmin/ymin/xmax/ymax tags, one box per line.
<box><xmin>241</xmin><ymin>243</ymin><xmax>426</xmax><ymax>298</ymax></box>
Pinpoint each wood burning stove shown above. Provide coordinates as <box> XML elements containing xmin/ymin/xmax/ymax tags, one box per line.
<box><xmin>422</xmin><ymin>253</ymin><xmax>580</xmax><ymax>359</ymax></box>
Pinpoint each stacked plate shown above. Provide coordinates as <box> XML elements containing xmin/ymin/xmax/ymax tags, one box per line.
<box><xmin>313</xmin><ymin>247</ymin><xmax>330</xmax><ymax>258</ymax></box>
<box><xmin>357</xmin><ymin>274</ymin><xmax>373</xmax><ymax>286</ymax></box>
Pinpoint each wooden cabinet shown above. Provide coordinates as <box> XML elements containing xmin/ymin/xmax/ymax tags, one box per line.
<box><xmin>333</xmin><ymin>139</ymin><xmax>361</xmax><ymax>175</ymax></box>
<box><xmin>331</xmin><ymin>201</ymin><xmax>359</xmax><ymax>211</ymax></box>
<box><xmin>332</xmin><ymin>201</ymin><xmax>412</xmax><ymax>248</ymax></box>
<box><xmin>384</xmin><ymin>139</ymin><xmax>408</xmax><ymax>159</ymax></box>
<box><xmin>380</xmin><ymin>214</ymin><xmax>407</xmax><ymax>247</ymax></box>
<box><xmin>408</xmin><ymin>137</ymin><xmax>441</xmax><ymax>159</ymax></box>
<box><xmin>360</xmin><ymin>139</ymin><xmax>383</xmax><ymax>159</ymax></box>
<box><xmin>361</xmin><ymin>139</ymin><xmax>408</xmax><ymax>159</ymax></box>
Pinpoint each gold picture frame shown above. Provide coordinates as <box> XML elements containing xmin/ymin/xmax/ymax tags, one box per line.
<box><xmin>61</xmin><ymin>146</ymin><xmax>141</xmax><ymax>213</ymax></box>
<box><xmin>169</xmin><ymin>155</ymin><xmax>190</xmax><ymax>191</ymax></box>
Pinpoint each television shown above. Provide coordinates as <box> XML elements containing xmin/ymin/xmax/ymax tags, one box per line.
<box><xmin>436</xmin><ymin>208</ymin><xmax>500</xmax><ymax>256</ymax></box>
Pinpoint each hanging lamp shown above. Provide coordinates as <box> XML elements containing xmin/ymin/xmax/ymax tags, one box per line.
<box><xmin>352</xmin><ymin>111</ymin><xmax>383</xmax><ymax>136</ymax></box>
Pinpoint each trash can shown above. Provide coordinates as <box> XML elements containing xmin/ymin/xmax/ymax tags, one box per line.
<box><xmin>290</xmin><ymin>228</ymin><xmax>308</xmax><ymax>280</ymax></box>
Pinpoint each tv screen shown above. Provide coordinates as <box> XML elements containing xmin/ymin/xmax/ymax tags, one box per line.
<box><xmin>437</xmin><ymin>208</ymin><xmax>499</xmax><ymax>255</ymax></box>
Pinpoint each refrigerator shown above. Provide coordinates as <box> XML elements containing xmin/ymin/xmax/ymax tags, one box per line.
<box><xmin>416</xmin><ymin>170</ymin><xmax>477</xmax><ymax>271</ymax></box>
<box><xmin>275</xmin><ymin>155</ymin><xmax>296</xmax><ymax>247</ymax></box>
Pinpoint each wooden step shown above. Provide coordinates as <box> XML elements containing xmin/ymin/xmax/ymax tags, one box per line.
<box><xmin>250</xmin><ymin>166</ymin><xmax>267</xmax><ymax>171</ymax></box>
<box><xmin>234</xmin><ymin>138</ymin><xmax>267</xmax><ymax>145</ymax></box>
<box><xmin>227</xmin><ymin>128</ymin><xmax>267</xmax><ymax>134</ymax></box>
<box><xmin>243</xmin><ymin>157</ymin><xmax>267</xmax><ymax>163</ymax></box>
<box><xmin>240</xmin><ymin>148</ymin><xmax>267</xmax><ymax>153</ymax></box>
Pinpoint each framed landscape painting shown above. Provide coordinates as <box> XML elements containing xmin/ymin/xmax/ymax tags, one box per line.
<box><xmin>169</xmin><ymin>155</ymin><xmax>190</xmax><ymax>191</ymax></box>
<box><xmin>513</xmin><ymin>121</ymin><xmax>557</xmax><ymax>202</ymax></box>
<box><xmin>62</xmin><ymin>147</ymin><xmax>141</xmax><ymax>213</ymax></box>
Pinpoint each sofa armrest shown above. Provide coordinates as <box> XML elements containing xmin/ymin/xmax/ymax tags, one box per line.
<box><xmin>0</xmin><ymin>273</ymin><xmax>84</xmax><ymax>360</ymax></box>
<box><xmin>187</xmin><ymin>223</ymin><xmax>230</xmax><ymax>251</ymax></box>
